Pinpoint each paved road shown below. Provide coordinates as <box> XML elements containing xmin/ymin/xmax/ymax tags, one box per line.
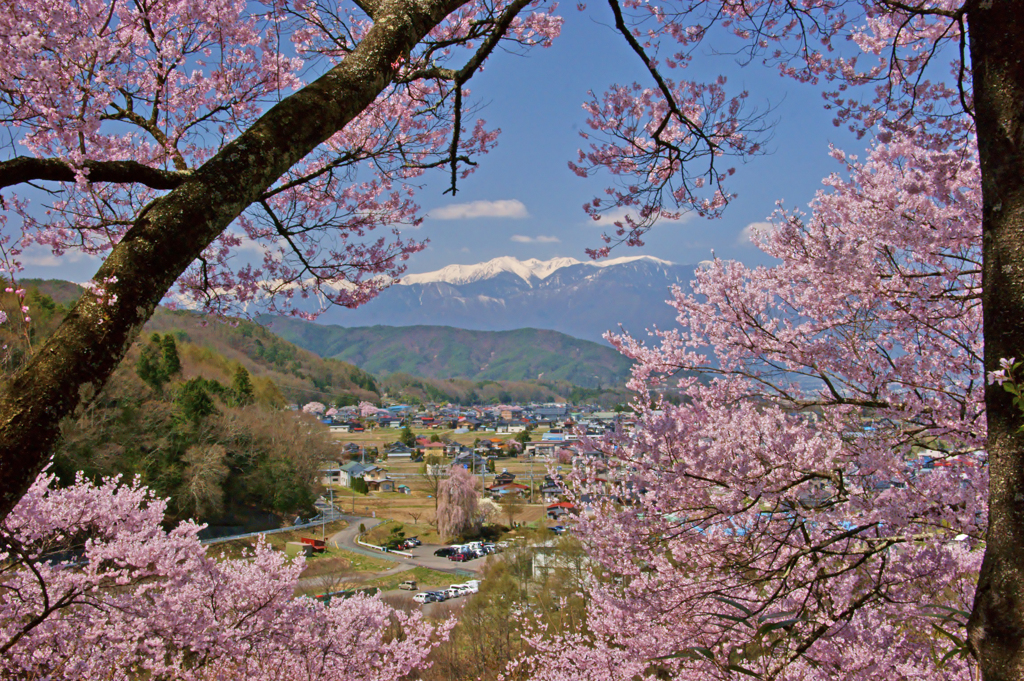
<box><xmin>328</xmin><ymin>514</ymin><xmax>485</xmax><ymax>576</ymax></box>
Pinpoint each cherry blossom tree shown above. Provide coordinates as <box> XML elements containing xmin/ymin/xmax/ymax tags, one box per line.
<box><xmin>1</xmin><ymin>0</ymin><xmax>1023</xmax><ymax>677</ymax></box>
<box><xmin>0</xmin><ymin>472</ymin><xmax>443</xmax><ymax>680</ymax></box>
<box><xmin>360</xmin><ymin>400</ymin><xmax>383</xmax><ymax>418</ymax></box>
<box><xmin>437</xmin><ymin>464</ymin><xmax>479</xmax><ymax>541</ymax></box>
<box><xmin>522</xmin><ymin>136</ymin><xmax>984</xmax><ymax>680</ymax></box>
<box><xmin>563</xmin><ymin>2</ymin><xmax>1023</xmax><ymax>676</ymax></box>
<box><xmin>0</xmin><ymin>0</ymin><xmax>563</xmax><ymax>519</ymax></box>
<box><xmin>303</xmin><ymin>401</ymin><xmax>327</xmax><ymax>415</ymax></box>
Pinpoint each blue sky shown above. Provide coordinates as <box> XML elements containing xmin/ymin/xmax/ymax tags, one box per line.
<box><xmin>18</xmin><ymin>4</ymin><xmax>868</xmax><ymax>282</ymax></box>
<box><xmin>406</xmin><ymin>6</ymin><xmax>867</xmax><ymax>273</ymax></box>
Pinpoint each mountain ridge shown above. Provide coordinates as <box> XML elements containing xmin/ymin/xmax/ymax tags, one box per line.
<box><xmin>260</xmin><ymin>318</ymin><xmax>635</xmax><ymax>389</ymax></box>
<box><xmin>316</xmin><ymin>255</ymin><xmax>696</xmax><ymax>344</ymax></box>
<box><xmin>397</xmin><ymin>254</ymin><xmax>675</xmax><ymax>287</ymax></box>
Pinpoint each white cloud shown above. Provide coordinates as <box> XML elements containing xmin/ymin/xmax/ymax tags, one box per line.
<box><xmin>511</xmin><ymin>235</ymin><xmax>561</xmax><ymax>243</ymax></box>
<box><xmin>586</xmin><ymin>207</ymin><xmax>695</xmax><ymax>227</ymax></box>
<box><xmin>737</xmin><ymin>221</ymin><xmax>775</xmax><ymax>245</ymax></box>
<box><xmin>431</xmin><ymin>199</ymin><xmax>530</xmax><ymax>220</ymax></box>
<box><xmin>18</xmin><ymin>242</ymin><xmax>101</xmax><ymax>272</ymax></box>
<box><xmin>19</xmin><ymin>244</ymin><xmax>96</xmax><ymax>268</ymax></box>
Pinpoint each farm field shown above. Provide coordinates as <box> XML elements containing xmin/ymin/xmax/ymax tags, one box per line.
<box><xmin>328</xmin><ymin>425</ymin><xmax>561</xmax><ymax>526</ymax></box>
<box><xmin>328</xmin><ymin>483</ymin><xmax>551</xmax><ymax>527</ymax></box>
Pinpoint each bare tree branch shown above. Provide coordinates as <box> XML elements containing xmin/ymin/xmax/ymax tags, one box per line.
<box><xmin>0</xmin><ymin>157</ymin><xmax>191</xmax><ymax>192</ymax></box>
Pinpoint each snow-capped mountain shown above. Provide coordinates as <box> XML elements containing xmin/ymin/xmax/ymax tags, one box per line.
<box><xmin>316</xmin><ymin>255</ymin><xmax>696</xmax><ymax>344</ymax></box>
<box><xmin>398</xmin><ymin>255</ymin><xmax>674</xmax><ymax>286</ymax></box>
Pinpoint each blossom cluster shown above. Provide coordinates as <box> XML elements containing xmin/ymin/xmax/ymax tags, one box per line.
<box><xmin>0</xmin><ymin>472</ymin><xmax>443</xmax><ymax>680</ymax></box>
<box><xmin>522</xmin><ymin>137</ymin><xmax>984</xmax><ymax>680</ymax></box>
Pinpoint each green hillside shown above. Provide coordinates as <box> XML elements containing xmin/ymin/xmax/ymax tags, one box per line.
<box><xmin>260</xmin><ymin>317</ymin><xmax>635</xmax><ymax>389</ymax></box>
<box><xmin>143</xmin><ymin>308</ymin><xmax>381</xmax><ymax>406</ymax></box>
<box><xmin>2</xmin><ymin>282</ymin><xmax>360</xmax><ymax>529</ymax></box>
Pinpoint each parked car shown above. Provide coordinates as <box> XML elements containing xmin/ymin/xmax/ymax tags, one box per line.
<box><xmin>413</xmin><ymin>592</ymin><xmax>431</xmax><ymax>604</ymax></box>
<box><xmin>434</xmin><ymin>547</ymin><xmax>457</xmax><ymax>557</ymax></box>
<box><xmin>449</xmin><ymin>553</ymin><xmax>469</xmax><ymax>562</ymax></box>
<box><xmin>399</xmin><ymin>580</ymin><xmax>417</xmax><ymax>591</ymax></box>
<box><xmin>550</xmin><ymin>525</ymin><xmax>566</xmax><ymax>534</ymax></box>
<box><xmin>428</xmin><ymin>590</ymin><xmax>447</xmax><ymax>602</ymax></box>
<box><xmin>405</xmin><ymin>537</ymin><xmax>422</xmax><ymax>546</ymax></box>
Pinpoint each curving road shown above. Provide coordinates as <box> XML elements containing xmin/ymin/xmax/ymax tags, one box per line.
<box><xmin>329</xmin><ymin>514</ymin><xmax>486</xmax><ymax>576</ymax></box>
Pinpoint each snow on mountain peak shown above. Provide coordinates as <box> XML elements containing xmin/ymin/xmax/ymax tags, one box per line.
<box><xmin>398</xmin><ymin>255</ymin><xmax>675</xmax><ymax>286</ymax></box>
<box><xmin>591</xmin><ymin>255</ymin><xmax>674</xmax><ymax>268</ymax></box>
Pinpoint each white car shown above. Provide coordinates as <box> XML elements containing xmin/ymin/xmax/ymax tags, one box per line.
<box><xmin>413</xmin><ymin>592</ymin><xmax>431</xmax><ymax>604</ymax></box>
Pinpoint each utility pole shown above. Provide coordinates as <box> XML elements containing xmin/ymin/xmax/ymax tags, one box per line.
<box><xmin>530</xmin><ymin>456</ymin><xmax>535</xmax><ymax>504</ymax></box>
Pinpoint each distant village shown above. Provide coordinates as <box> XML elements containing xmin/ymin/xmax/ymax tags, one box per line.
<box><xmin>307</xmin><ymin>402</ymin><xmax>634</xmax><ymax>519</ymax></box>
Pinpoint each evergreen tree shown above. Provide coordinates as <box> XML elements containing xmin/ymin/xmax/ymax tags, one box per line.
<box><xmin>398</xmin><ymin>425</ymin><xmax>416</xmax><ymax>448</ymax></box>
<box><xmin>175</xmin><ymin>378</ymin><xmax>216</xmax><ymax>424</ymax></box>
<box><xmin>231</xmin><ymin>365</ymin><xmax>254</xmax><ymax>406</ymax></box>
<box><xmin>136</xmin><ymin>343</ymin><xmax>167</xmax><ymax>389</ymax></box>
<box><xmin>161</xmin><ymin>334</ymin><xmax>181</xmax><ymax>376</ymax></box>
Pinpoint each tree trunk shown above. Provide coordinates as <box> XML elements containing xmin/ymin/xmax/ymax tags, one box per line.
<box><xmin>0</xmin><ymin>0</ymin><xmax>469</xmax><ymax>522</ymax></box>
<box><xmin>966</xmin><ymin>1</ymin><xmax>1024</xmax><ymax>678</ymax></box>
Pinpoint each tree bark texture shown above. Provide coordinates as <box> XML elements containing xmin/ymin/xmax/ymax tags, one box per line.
<box><xmin>0</xmin><ymin>0</ymin><xmax>470</xmax><ymax>522</ymax></box>
<box><xmin>966</xmin><ymin>1</ymin><xmax>1024</xmax><ymax>678</ymax></box>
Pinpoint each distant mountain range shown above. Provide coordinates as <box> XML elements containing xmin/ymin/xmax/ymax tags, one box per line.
<box><xmin>260</xmin><ymin>319</ymin><xmax>635</xmax><ymax>389</ymax></box>
<box><xmin>315</xmin><ymin>255</ymin><xmax>697</xmax><ymax>344</ymax></box>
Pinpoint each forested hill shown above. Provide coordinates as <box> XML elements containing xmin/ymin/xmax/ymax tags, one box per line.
<box><xmin>3</xmin><ymin>281</ymin><xmax>370</xmax><ymax>530</ymax></box>
<box><xmin>18</xmin><ymin>279</ymin><xmax>381</xmax><ymax>406</ymax></box>
<box><xmin>259</xmin><ymin>317</ymin><xmax>635</xmax><ymax>390</ymax></box>
<box><xmin>143</xmin><ymin>308</ymin><xmax>381</xmax><ymax>406</ymax></box>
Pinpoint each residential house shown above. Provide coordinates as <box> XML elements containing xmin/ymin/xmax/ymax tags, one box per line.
<box><xmin>422</xmin><ymin>441</ymin><xmax>447</xmax><ymax>456</ymax></box>
<box><xmin>493</xmin><ymin>470</ymin><xmax>516</xmax><ymax>485</ymax></box>
<box><xmin>378</xmin><ymin>415</ymin><xmax>403</xmax><ymax>429</ymax></box>
<box><xmin>366</xmin><ymin>478</ymin><xmax>396</xmax><ymax>492</ymax></box>
<box><xmin>547</xmin><ymin>501</ymin><xmax>576</xmax><ymax>520</ymax></box>
<box><xmin>338</xmin><ymin>461</ymin><xmax>380</xmax><ymax>487</ymax></box>
<box><xmin>486</xmin><ymin>482</ymin><xmax>530</xmax><ymax>499</ymax></box>
<box><xmin>451</xmin><ymin>451</ymin><xmax>489</xmax><ymax>471</ymax></box>
<box><xmin>387</xmin><ymin>449</ymin><xmax>415</xmax><ymax>463</ymax></box>
<box><xmin>539</xmin><ymin>474</ymin><xmax>565</xmax><ymax>499</ymax></box>
<box><xmin>523</xmin><ymin>441</ymin><xmax>563</xmax><ymax>458</ymax></box>
<box><xmin>533</xmin><ymin>405</ymin><xmax>569</xmax><ymax>420</ymax></box>
<box><xmin>320</xmin><ymin>461</ymin><xmax>344</xmax><ymax>486</ymax></box>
